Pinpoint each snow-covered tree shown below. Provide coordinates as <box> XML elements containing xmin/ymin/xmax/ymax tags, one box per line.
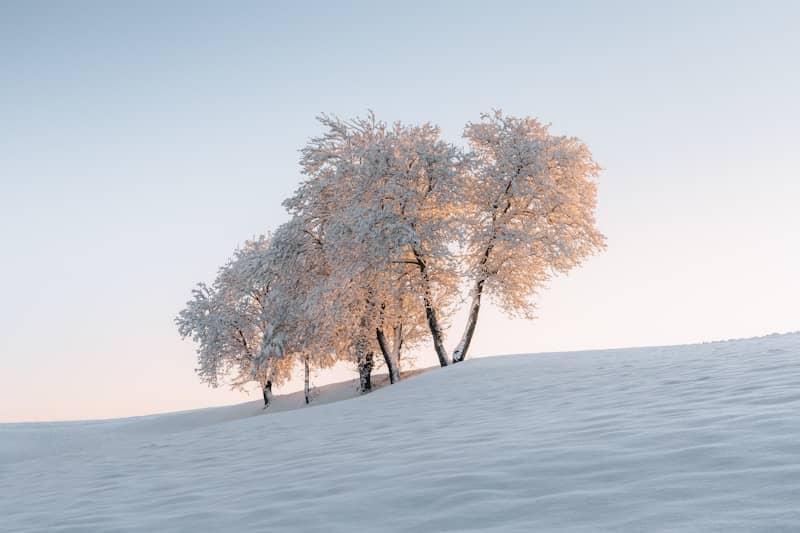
<box><xmin>451</xmin><ymin>111</ymin><xmax>606</xmax><ymax>362</ymax></box>
<box><xmin>254</xmin><ymin>217</ymin><xmax>338</xmax><ymax>403</ymax></box>
<box><xmin>178</xmin><ymin>110</ymin><xmax>605</xmax><ymax>402</ymax></box>
<box><xmin>289</xmin><ymin>114</ymin><xmax>449</xmax><ymax>375</ymax></box>
<box><xmin>294</xmin><ymin>111</ymin><xmax>605</xmax><ymax>367</ymax></box>
<box><xmin>344</xmin><ymin>119</ymin><xmax>466</xmax><ymax>369</ymax></box>
<box><xmin>175</xmin><ymin>236</ymin><xmax>294</xmax><ymax>391</ymax></box>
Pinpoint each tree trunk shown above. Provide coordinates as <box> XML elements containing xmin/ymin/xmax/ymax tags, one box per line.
<box><xmin>392</xmin><ymin>325</ymin><xmax>404</xmax><ymax>371</ymax></box>
<box><xmin>357</xmin><ymin>349</ymin><xmax>374</xmax><ymax>393</ymax></box>
<box><xmin>303</xmin><ymin>354</ymin><xmax>310</xmax><ymax>404</ymax></box>
<box><xmin>452</xmin><ymin>279</ymin><xmax>485</xmax><ymax>363</ymax></box>
<box><xmin>423</xmin><ymin>291</ymin><xmax>450</xmax><ymax>367</ymax></box>
<box><xmin>412</xmin><ymin>248</ymin><xmax>451</xmax><ymax>367</ymax></box>
<box><xmin>376</xmin><ymin>328</ymin><xmax>401</xmax><ymax>384</ymax></box>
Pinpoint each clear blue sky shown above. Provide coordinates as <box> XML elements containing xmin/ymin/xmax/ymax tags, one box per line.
<box><xmin>2</xmin><ymin>1</ymin><xmax>798</xmax><ymax>422</ymax></box>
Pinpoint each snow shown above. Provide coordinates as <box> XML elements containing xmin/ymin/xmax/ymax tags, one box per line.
<box><xmin>3</xmin><ymin>333</ymin><xmax>800</xmax><ymax>532</ymax></box>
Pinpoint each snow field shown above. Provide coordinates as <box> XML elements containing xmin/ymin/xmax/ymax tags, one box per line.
<box><xmin>2</xmin><ymin>333</ymin><xmax>799</xmax><ymax>532</ymax></box>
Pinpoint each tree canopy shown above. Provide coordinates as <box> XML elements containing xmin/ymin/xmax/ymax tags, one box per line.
<box><xmin>177</xmin><ymin>111</ymin><xmax>605</xmax><ymax>397</ymax></box>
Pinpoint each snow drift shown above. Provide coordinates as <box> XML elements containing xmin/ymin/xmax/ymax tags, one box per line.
<box><xmin>2</xmin><ymin>333</ymin><xmax>799</xmax><ymax>532</ymax></box>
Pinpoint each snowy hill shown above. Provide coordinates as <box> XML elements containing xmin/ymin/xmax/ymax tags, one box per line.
<box><xmin>2</xmin><ymin>333</ymin><xmax>799</xmax><ymax>532</ymax></box>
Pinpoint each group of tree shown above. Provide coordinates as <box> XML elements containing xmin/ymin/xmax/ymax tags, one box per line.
<box><xmin>176</xmin><ymin>110</ymin><xmax>605</xmax><ymax>403</ymax></box>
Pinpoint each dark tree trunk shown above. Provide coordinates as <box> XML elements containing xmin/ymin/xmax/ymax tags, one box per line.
<box><xmin>357</xmin><ymin>350</ymin><xmax>374</xmax><ymax>393</ymax></box>
<box><xmin>412</xmin><ymin>248</ymin><xmax>451</xmax><ymax>367</ymax></box>
<box><xmin>303</xmin><ymin>354</ymin><xmax>310</xmax><ymax>404</ymax></box>
<box><xmin>376</xmin><ymin>328</ymin><xmax>401</xmax><ymax>384</ymax></box>
<box><xmin>452</xmin><ymin>279</ymin><xmax>485</xmax><ymax>363</ymax></box>
<box><xmin>423</xmin><ymin>292</ymin><xmax>451</xmax><ymax>367</ymax></box>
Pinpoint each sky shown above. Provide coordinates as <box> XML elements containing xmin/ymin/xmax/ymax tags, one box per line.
<box><xmin>1</xmin><ymin>1</ymin><xmax>798</xmax><ymax>422</ymax></box>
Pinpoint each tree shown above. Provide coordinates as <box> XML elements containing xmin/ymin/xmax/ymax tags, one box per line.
<box><xmin>254</xmin><ymin>217</ymin><xmax>337</xmax><ymax>402</ymax></box>
<box><xmin>451</xmin><ymin>111</ymin><xmax>606</xmax><ymax>362</ymax></box>
<box><xmin>175</xmin><ymin>236</ymin><xmax>294</xmax><ymax>392</ymax></box>
<box><xmin>351</xmin><ymin>119</ymin><xmax>466</xmax><ymax>369</ymax></box>
<box><xmin>178</xmin><ymin>110</ymin><xmax>606</xmax><ymax>402</ymax></box>
<box><xmin>295</xmin><ymin>111</ymin><xmax>605</xmax><ymax>367</ymax></box>
<box><xmin>285</xmin><ymin>115</ymin><xmax>456</xmax><ymax>376</ymax></box>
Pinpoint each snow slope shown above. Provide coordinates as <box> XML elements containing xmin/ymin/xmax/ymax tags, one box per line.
<box><xmin>2</xmin><ymin>333</ymin><xmax>799</xmax><ymax>532</ymax></box>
